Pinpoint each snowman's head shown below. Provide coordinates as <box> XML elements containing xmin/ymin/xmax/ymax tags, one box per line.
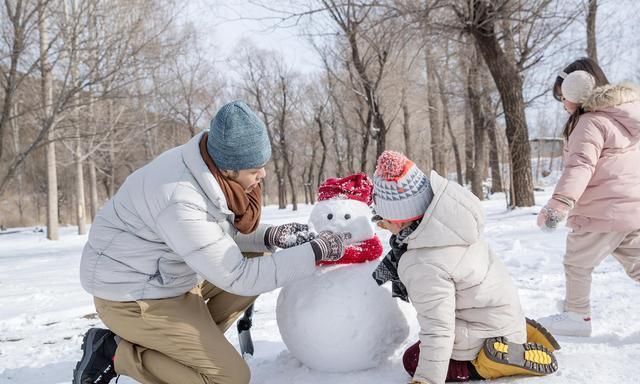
<box><xmin>308</xmin><ymin>199</ymin><xmax>375</xmax><ymax>242</ymax></box>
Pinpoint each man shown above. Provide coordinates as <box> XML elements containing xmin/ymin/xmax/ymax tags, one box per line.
<box><xmin>73</xmin><ymin>101</ymin><xmax>352</xmax><ymax>384</ymax></box>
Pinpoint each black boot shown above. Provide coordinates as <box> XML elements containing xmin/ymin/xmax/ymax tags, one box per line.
<box><xmin>73</xmin><ymin>328</ymin><xmax>118</xmax><ymax>384</ymax></box>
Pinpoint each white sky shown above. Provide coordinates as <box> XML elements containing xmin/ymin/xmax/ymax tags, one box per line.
<box><xmin>184</xmin><ymin>0</ymin><xmax>320</xmax><ymax>73</ymax></box>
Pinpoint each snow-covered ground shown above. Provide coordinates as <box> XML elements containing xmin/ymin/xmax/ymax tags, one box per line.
<box><xmin>1</xmin><ymin>188</ymin><xmax>639</xmax><ymax>384</ymax></box>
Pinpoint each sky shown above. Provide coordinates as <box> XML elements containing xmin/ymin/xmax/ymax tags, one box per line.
<box><xmin>184</xmin><ymin>0</ymin><xmax>320</xmax><ymax>74</ymax></box>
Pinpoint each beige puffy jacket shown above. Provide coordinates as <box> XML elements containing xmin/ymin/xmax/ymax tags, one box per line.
<box><xmin>398</xmin><ymin>171</ymin><xmax>526</xmax><ymax>384</ymax></box>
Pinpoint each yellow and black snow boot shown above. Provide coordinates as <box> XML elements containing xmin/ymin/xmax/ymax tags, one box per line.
<box><xmin>472</xmin><ymin>336</ymin><xmax>558</xmax><ymax>380</ymax></box>
<box><xmin>526</xmin><ymin>317</ymin><xmax>561</xmax><ymax>352</ymax></box>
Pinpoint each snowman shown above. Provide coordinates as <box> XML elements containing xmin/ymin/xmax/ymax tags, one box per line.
<box><xmin>276</xmin><ymin>173</ymin><xmax>409</xmax><ymax>372</ymax></box>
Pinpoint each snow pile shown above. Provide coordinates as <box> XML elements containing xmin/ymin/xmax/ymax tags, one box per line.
<box><xmin>276</xmin><ymin>262</ymin><xmax>409</xmax><ymax>372</ymax></box>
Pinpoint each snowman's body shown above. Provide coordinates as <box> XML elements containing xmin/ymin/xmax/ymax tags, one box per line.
<box><xmin>276</xmin><ymin>190</ymin><xmax>409</xmax><ymax>372</ymax></box>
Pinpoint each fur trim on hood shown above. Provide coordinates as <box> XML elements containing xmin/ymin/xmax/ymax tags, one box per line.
<box><xmin>583</xmin><ymin>83</ymin><xmax>640</xmax><ymax>111</ymax></box>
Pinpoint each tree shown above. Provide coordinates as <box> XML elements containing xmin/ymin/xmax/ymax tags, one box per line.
<box><xmin>462</xmin><ymin>1</ymin><xmax>534</xmax><ymax>206</ymax></box>
<box><xmin>586</xmin><ymin>0</ymin><xmax>598</xmax><ymax>63</ymax></box>
<box><xmin>321</xmin><ymin>0</ymin><xmax>399</xmax><ymax>163</ymax></box>
<box><xmin>38</xmin><ymin>0</ymin><xmax>58</xmax><ymax>239</ymax></box>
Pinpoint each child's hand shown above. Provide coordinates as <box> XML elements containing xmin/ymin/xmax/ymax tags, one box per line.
<box><xmin>536</xmin><ymin>199</ymin><xmax>571</xmax><ymax>231</ymax></box>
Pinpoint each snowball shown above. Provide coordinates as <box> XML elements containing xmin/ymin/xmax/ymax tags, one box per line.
<box><xmin>308</xmin><ymin>199</ymin><xmax>374</xmax><ymax>244</ymax></box>
<box><xmin>276</xmin><ymin>262</ymin><xmax>409</xmax><ymax>372</ymax></box>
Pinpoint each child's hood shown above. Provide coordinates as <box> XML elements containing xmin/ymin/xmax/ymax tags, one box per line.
<box><xmin>406</xmin><ymin>171</ymin><xmax>485</xmax><ymax>249</ymax></box>
<box><xmin>583</xmin><ymin>83</ymin><xmax>640</xmax><ymax>139</ymax></box>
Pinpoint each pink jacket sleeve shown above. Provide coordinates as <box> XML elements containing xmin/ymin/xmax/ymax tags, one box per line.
<box><xmin>553</xmin><ymin>116</ymin><xmax>605</xmax><ymax>202</ymax></box>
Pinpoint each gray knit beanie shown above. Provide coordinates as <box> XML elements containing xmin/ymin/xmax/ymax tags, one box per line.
<box><xmin>373</xmin><ymin>151</ymin><xmax>434</xmax><ymax>222</ymax></box>
<box><xmin>207</xmin><ymin>100</ymin><xmax>271</xmax><ymax>170</ymax></box>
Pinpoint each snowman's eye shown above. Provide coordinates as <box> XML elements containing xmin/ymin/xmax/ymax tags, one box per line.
<box><xmin>327</xmin><ymin>213</ymin><xmax>334</xmax><ymax>220</ymax></box>
<box><xmin>344</xmin><ymin>214</ymin><xmax>351</xmax><ymax>220</ymax></box>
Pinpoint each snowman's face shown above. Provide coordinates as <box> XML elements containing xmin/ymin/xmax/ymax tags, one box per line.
<box><xmin>309</xmin><ymin>199</ymin><xmax>375</xmax><ymax>242</ymax></box>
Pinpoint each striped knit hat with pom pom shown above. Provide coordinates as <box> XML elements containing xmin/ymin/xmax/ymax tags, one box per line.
<box><xmin>373</xmin><ymin>151</ymin><xmax>434</xmax><ymax>223</ymax></box>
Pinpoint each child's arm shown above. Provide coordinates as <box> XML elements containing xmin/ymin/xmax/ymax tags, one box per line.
<box><xmin>553</xmin><ymin>116</ymin><xmax>605</xmax><ymax>203</ymax></box>
<box><xmin>401</xmin><ymin>261</ymin><xmax>456</xmax><ymax>384</ymax></box>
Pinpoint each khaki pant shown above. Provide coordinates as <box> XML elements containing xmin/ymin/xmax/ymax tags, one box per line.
<box><xmin>95</xmin><ymin>280</ymin><xmax>258</xmax><ymax>384</ymax></box>
<box><xmin>564</xmin><ymin>229</ymin><xmax>640</xmax><ymax>315</ymax></box>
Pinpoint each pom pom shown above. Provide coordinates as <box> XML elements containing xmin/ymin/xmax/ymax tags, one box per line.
<box><xmin>375</xmin><ymin>151</ymin><xmax>409</xmax><ymax>180</ymax></box>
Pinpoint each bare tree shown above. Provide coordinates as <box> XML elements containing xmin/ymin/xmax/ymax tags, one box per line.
<box><xmin>157</xmin><ymin>43</ymin><xmax>219</xmax><ymax>137</ymax></box>
<box><xmin>425</xmin><ymin>47</ymin><xmax>446</xmax><ymax>176</ymax></box>
<box><xmin>0</xmin><ymin>0</ymin><xmax>44</xmax><ymax>162</ymax></box>
<box><xmin>434</xmin><ymin>46</ymin><xmax>463</xmax><ymax>185</ymax></box>
<box><xmin>38</xmin><ymin>0</ymin><xmax>58</xmax><ymax>239</ymax></box>
<box><xmin>586</xmin><ymin>0</ymin><xmax>598</xmax><ymax>63</ymax></box>
<box><xmin>466</xmin><ymin>47</ymin><xmax>487</xmax><ymax>199</ymax></box>
<box><xmin>460</xmin><ymin>1</ymin><xmax>535</xmax><ymax>206</ymax></box>
<box><xmin>321</xmin><ymin>0</ymin><xmax>398</xmax><ymax>162</ymax></box>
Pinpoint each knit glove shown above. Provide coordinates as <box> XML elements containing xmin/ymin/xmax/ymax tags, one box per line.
<box><xmin>264</xmin><ymin>223</ymin><xmax>316</xmax><ymax>249</ymax></box>
<box><xmin>536</xmin><ymin>198</ymin><xmax>571</xmax><ymax>231</ymax></box>
<box><xmin>309</xmin><ymin>231</ymin><xmax>348</xmax><ymax>262</ymax></box>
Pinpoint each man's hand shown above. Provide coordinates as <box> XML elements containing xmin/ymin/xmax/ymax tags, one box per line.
<box><xmin>265</xmin><ymin>223</ymin><xmax>315</xmax><ymax>249</ymax></box>
<box><xmin>309</xmin><ymin>231</ymin><xmax>346</xmax><ymax>262</ymax></box>
<box><xmin>536</xmin><ymin>198</ymin><xmax>571</xmax><ymax>231</ymax></box>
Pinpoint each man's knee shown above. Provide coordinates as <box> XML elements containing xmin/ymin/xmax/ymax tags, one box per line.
<box><xmin>203</xmin><ymin>355</ymin><xmax>250</xmax><ymax>384</ymax></box>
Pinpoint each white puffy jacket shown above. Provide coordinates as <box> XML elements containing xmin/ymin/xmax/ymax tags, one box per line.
<box><xmin>398</xmin><ymin>171</ymin><xmax>526</xmax><ymax>384</ymax></box>
<box><xmin>80</xmin><ymin>132</ymin><xmax>316</xmax><ymax>301</ymax></box>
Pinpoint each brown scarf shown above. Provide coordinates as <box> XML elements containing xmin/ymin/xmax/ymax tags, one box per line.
<box><xmin>199</xmin><ymin>133</ymin><xmax>262</xmax><ymax>234</ymax></box>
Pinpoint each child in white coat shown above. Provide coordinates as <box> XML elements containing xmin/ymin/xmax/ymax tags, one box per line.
<box><xmin>372</xmin><ymin>151</ymin><xmax>560</xmax><ymax>384</ymax></box>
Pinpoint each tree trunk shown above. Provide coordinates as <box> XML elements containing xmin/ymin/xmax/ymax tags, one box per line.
<box><xmin>426</xmin><ymin>52</ymin><xmax>446</xmax><ymax>176</ymax></box>
<box><xmin>586</xmin><ymin>0</ymin><xmax>598</xmax><ymax>63</ymax></box>
<box><xmin>401</xmin><ymin>87</ymin><xmax>413</xmax><ymax>159</ymax></box>
<box><xmin>11</xmin><ymin>103</ymin><xmax>25</xmax><ymax>225</ymax></box>
<box><xmin>359</xmin><ymin>106</ymin><xmax>371</xmax><ymax>173</ymax></box>
<box><xmin>276</xmin><ymin>77</ymin><xmax>297</xmax><ymax>211</ymax></box>
<box><xmin>467</xmin><ymin>53</ymin><xmax>487</xmax><ymax>200</ymax></box>
<box><xmin>108</xmin><ymin>136</ymin><xmax>116</xmax><ymax>198</ymax></box>
<box><xmin>481</xmin><ymin>76</ymin><xmax>504</xmax><ymax>193</ymax></box>
<box><xmin>39</xmin><ymin>2</ymin><xmax>58</xmax><ymax>240</ymax></box>
<box><xmin>486</xmin><ymin>122</ymin><xmax>503</xmax><ymax>193</ymax></box>
<box><xmin>469</xmin><ymin>1</ymin><xmax>535</xmax><ymax>207</ymax></box>
<box><xmin>67</xmin><ymin>13</ymin><xmax>86</xmax><ymax>235</ymax></box>
<box><xmin>464</xmin><ymin>95</ymin><xmax>474</xmax><ymax>185</ymax></box>
<box><xmin>436</xmin><ymin>71</ymin><xmax>463</xmax><ymax>185</ymax></box>
<box><xmin>316</xmin><ymin>111</ymin><xmax>327</xmax><ymax>187</ymax></box>
<box><xmin>306</xmin><ymin>144</ymin><xmax>317</xmax><ymax>205</ymax></box>
<box><xmin>332</xmin><ymin>129</ymin><xmax>346</xmax><ymax>177</ymax></box>
<box><xmin>89</xmin><ymin>159</ymin><xmax>99</xmax><ymax>219</ymax></box>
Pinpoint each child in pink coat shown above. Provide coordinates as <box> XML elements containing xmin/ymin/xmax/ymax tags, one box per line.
<box><xmin>537</xmin><ymin>58</ymin><xmax>640</xmax><ymax>336</ymax></box>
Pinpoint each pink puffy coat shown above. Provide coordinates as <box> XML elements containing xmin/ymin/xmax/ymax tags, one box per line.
<box><xmin>553</xmin><ymin>83</ymin><xmax>640</xmax><ymax>233</ymax></box>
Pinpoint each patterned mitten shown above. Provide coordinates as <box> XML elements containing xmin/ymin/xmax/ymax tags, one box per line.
<box><xmin>265</xmin><ymin>223</ymin><xmax>316</xmax><ymax>249</ymax></box>
<box><xmin>537</xmin><ymin>198</ymin><xmax>571</xmax><ymax>231</ymax></box>
<box><xmin>309</xmin><ymin>231</ymin><xmax>347</xmax><ymax>262</ymax></box>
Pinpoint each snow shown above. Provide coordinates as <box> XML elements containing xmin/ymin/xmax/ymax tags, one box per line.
<box><xmin>276</xmin><ymin>263</ymin><xmax>409</xmax><ymax>372</ymax></box>
<box><xmin>1</xmin><ymin>188</ymin><xmax>640</xmax><ymax>383</ymax></box>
